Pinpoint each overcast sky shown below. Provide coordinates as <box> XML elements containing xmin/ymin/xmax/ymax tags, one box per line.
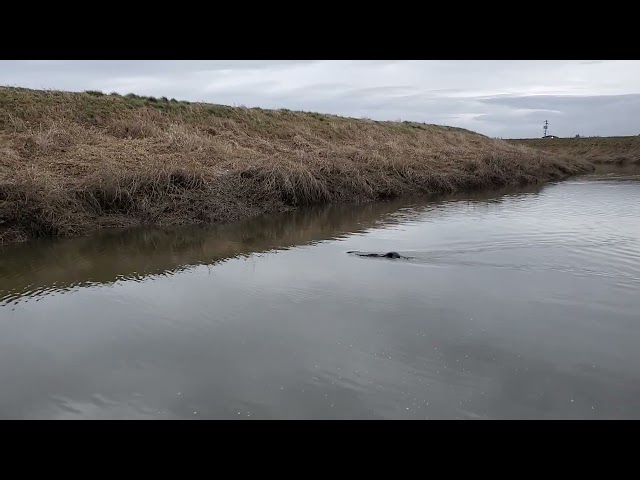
<box><xmin>2</xmin><ymin>60</ymin><xmax>639</xmax><ymax>138</ymax></box>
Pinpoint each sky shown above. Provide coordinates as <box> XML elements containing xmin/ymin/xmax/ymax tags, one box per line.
<box><xmin>1</xmin><ymin>60</ymin><xmax>639</xmax><ymax>138</ymax></box>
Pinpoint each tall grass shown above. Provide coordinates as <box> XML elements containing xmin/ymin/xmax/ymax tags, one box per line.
<box><xmin>0</xmin><ymin>86</ymin><xmax>593</xmax><ymax>244</ymax></box>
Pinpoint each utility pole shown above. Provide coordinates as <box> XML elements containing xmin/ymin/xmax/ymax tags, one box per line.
<box><xmin>543</xmin><ymin>120</ymin><xmax>548</xmax><ymax>138</ymax></box>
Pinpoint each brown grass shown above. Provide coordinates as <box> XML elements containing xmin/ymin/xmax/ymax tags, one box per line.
<box><xmin>0</xmin><ymin>86</ymin><xmax>593</xmax><ymax>245</ymax></box>
<box><xmin>510</xmin><ymin>136</ymin><xmax>640</xmax><ymax>166</ymax></box>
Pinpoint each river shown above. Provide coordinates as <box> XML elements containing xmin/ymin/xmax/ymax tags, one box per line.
<box><xmin>1</xmin><ymin>169</ymin><xmax>639</xmax><ymax>419</ymax></box>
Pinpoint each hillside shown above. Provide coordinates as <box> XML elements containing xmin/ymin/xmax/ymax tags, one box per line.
<box><xmin>510</xmin><ymin>136</ymin><xmax>640</xmax><ymax>166</ymax></box>
<box><xmin>0</xmin><ymin>87</ymin><xmax>592</xmax><ymax>244</ymax></box>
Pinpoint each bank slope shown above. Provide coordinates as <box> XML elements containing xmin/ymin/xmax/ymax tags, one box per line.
<box><xmin>0</xmin><ymin>87</ymin><xmax>591</xmax><ymax>244</ymax></box>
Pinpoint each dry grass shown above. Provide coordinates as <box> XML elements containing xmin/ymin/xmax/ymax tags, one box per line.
<box><xmin>510</xmin><ymin>136</ymin><xmax>640</xmax><ymax>166</ymax></box>
<box><xmin>0</xmin><ymin>86</ymin><xmax>593</xmax><ymax>245</ymax></box>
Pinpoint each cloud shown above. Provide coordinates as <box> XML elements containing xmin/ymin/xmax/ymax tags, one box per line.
<box><xmin>477</xmin><ymin>94</ymin><xmax>640</xmax><ymax>138</ymax></box>
<box><xmin>1</xmin><ymin>60</ymin><xmax>639</xmax><ymax>138</ymax></box>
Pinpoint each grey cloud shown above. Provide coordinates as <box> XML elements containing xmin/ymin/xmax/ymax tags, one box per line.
<box><xmin>1</xmin><ymin>60</ymin><xmax>639</xmax><ymax>138</ymax></box>
<box><xmin>481</xmin><ymin>93</ymin><xmax>640</xmax><ymax>110</ymax></box>
<box><xmin>477</xmin><ymin>94</ymin><xmax>640</xmax><ymax>138</ymax></box>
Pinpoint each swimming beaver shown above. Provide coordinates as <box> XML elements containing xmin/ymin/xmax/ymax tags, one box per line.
<box><xmin>347</xmin><ymin>251</ymin><xmax>404</xmax><ymax>259</ymax></box>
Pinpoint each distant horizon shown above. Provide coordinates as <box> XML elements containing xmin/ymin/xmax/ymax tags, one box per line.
<box><xmin>5</xmin><ymin>84</ymin><xmax>638</xmax><ymax>142</ymax></box>
<box><xmin>4</xmin><ymin>83</ymin><xmax>638</xmax><ymax>142</ymax></box>
<box><xmin>2</xmin><ymin>60</ymin><xmax>639</xmax><ymax>138</ymax></box>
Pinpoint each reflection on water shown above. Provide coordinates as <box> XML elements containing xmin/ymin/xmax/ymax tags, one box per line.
<box><xmin>1</xmin><ymin>171</ymin><xmax>639</xmax><ymax>419</ymax></box>
<box><xmin>0</xmin><ymin>183</ymin><xmax>546</xmax><ymax>305</ymax></box>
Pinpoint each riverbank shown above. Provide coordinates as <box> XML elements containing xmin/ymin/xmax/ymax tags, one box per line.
<box><xmin>0</xmin><ymin>87</ymin><xmax>592</xmax><ymax>245</ymax></box>
<box><xmin>510</xmin><ymin>136</ymin><xmax>640</xmax><ymax>166</ymax></box>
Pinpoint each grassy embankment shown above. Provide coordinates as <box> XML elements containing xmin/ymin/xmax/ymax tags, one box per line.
<box><xmin>0</xmin><ymin>86</ymin><xmax>592</xmax><ymax>244</ymax></box>
<box><xmin>510</xmin><ymin>136</ymin><xmax>640</xmax><ymax>166</ymax></box>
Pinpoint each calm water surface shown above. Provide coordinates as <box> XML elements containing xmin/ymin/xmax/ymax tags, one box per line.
<box><xmin>1</xmin><ymin>170</ymin><xmax>639</xmax><ymax>419</ymax></box>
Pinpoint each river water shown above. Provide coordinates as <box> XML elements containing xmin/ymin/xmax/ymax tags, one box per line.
<box><xmin>1</xmin><ymin>169</ymin><xmax>639</xmax><ymax>419</ymax></box>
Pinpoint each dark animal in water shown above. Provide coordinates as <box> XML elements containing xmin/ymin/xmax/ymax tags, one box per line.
<box><xmin>347</xmin><ymin>251</ymin><xmax>406</xmax><ymax>259</ymax></box>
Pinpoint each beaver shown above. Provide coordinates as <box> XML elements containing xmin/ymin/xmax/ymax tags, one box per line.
<box><xmin>347</xmin><ymin>251</ymin><xmax>405</xmax><ymax>259</ymax></box>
